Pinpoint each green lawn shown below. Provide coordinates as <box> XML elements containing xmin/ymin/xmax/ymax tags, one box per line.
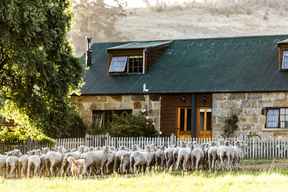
<box><xmin>1</xmin><ymin>171</ymin><xmax>288</xmax><ymax>192</ymax></box>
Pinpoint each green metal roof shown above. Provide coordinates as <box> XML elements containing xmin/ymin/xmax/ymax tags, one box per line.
<box><xmin>107</xmin><ymin>41</ymin><xmax>172</xmax><ymax>50</ymax></box>
<box><xmin>81</xmin><ymin>35</ymin><xmax>288</xmax><ymax>95</ymax></box>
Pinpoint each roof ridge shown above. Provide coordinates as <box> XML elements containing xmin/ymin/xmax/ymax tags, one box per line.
<box><xmin>91</xmin><ymin>34</ymin><xmax>288</xmax><ymax>46</ymax></box>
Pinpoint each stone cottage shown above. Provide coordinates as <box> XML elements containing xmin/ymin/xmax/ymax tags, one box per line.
<box><xmin>72</xmin><ymin>35</ymin><xmax>288</xmax><ymax>138</ymax></box>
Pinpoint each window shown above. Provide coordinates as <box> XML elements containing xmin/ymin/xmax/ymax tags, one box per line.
<box><xmin>109</xmin><ymin>56</ymin><xmax>128</xmax><ymax>73</ymax></box>
<box><xmin>199</xmin><ymin>108</ymin><xmax>212</xmax><ymax>131</ymax></box>
<box><xmin>128</xmin><ymin>56</ymin><xmax>143</xmax><ymax>73</ymax></box>
<box><xmin>177</xmin><ymin>107</ymin><xmax>192</xmax><ymax>132</ymax></box>
<box><xmin>109</xmin><ymin>55</ymin><xmax>143</xmax><ymax>74</ymax></box>
<box><xmin>92</xmin><ymin>110</ymin><xmax>132</xmax><ymax>130</ymax></box>
<box><xmin>282</xmin><ymin>51</ymin><xmax>288</xmax><ymax>70</ymax></box>
<box><xmin>266</xmin><ymin>108</ymin><xmax>288</xmax><ymax>128</ymax></box>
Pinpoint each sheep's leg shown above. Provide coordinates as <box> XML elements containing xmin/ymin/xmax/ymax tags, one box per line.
<box><xmin>166</xmin><ymin>158</ymin><xmax>171</xmax><ymax>170</ymax></box>
<box><xmin>113</xmin><ymin>159</ymin><xmax>118</xmax><ymax>173</ymax></box>
<box><xmin>191</xmin><ymin>157</ymin><xmax>194</xmax><ymax>171</ymax></box>
<box><xmin>10</xmin><ymin>165</ymin><xmax>15</xmax><ymax>178</ymax></box>
<box><xmin>5</xmin><ymin>164</ymin><xmax>9</xmax><ymax>178</ymax></box>
<box><xmin>176</xmin><ymin>156</ymin><xmax>182</xmax><ymax>171</ymax></box>
<box><xmin>60</xmin><ymin>163</ymin><xmax>65</xmax><ymax>177</ymax></box>
<box><xmin>34</xmin><ymin>165</ymin><xmax>39</xmax><ymax>177</ymax></box>
<box><xmin>21</xmin><ymin>165</ymin><xmax>26</xmax><ymax>178</ymax></box>
<box><xmin>183</xmin><ymin>157</ymin><xmax>188</xmax><ymax>171</ymax></box>
<box><xmin>220</xmin><ymin>156</ymin><xmax>224</xmax><ymax>170</ymax></box>
<box><xmin>50</xmin><ymin>163</ymin><xmax>55</xmax><ymax>177</ymax></box>
<box><xmin>105</xmin><ymin>163</ymin><xmax>109</xmax><ymax>174</ymax></box>
<box><xmin>228</xmin><ymin>157</ymin><xmax>231</xmax><ymax>171</ymax></box>
<box><xmin>134</xmin><ymin>163</ymin><xmax>138</xmax><ymax>174</ymax></box>
<box><xmin>27</xmin><ymin>163</ymin><xmax>31</xmax><ymax>177</ymax></box>
<box><xmin>212</xmin><ymin>158</ymin><xmax>215</xmax><ymax>170</ymax></box>
<box><xmin>195</xmin><ymin>158</ymin><xmax>200</xmax><ymax>170</ymax></box>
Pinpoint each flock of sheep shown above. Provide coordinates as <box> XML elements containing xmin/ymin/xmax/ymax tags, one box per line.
<box><xmin>0</xmin><ymin>140</ymin><xmax>242</xmax><ymax>178</ymax></box>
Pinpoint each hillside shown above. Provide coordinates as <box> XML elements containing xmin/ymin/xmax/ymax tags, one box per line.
<box><xmin>116</xmin><ymin>6</ymin><xmax>288</xmax><ymax>41</ymax></box>
<box><xmin>70</xmin><ymin>0</ymin><xmax>288</xmax><ymax>55</ymax></box>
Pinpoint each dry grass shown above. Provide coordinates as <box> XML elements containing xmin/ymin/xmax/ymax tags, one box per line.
<box><xmin>2</xmin><ymin>170</ymin><xmax>288</xmax><ymax>192</ymax></box>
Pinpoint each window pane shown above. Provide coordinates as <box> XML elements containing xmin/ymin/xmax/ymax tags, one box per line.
<box><xmin>187</xmin><ymin>109</ymin><xmax>192</xmax><ymax>131</ymax></box>
<box><xmin>180</xmin><ymin>109</ymin><xmax>185</xmax><ymax>131</ymax></box>
<box><xmin>200</xmin><ymin>112</ymin><xmax>204</xmax><ymax>130</ymax></box>
<box><xmin>109</xmin><ymin>56</ymin><xmax>128</xmax><ymax>72</ymax></box>
<box><xmin>128</xmin><ymin>56</ymin><xmax>143</xmax><ymax>73</ymax></box>
<box><xmin>207</xmin><ymin>112</ymin><xmax>212</xmax><ymax>131</ymax></box>
<box><xmin>266</xmin><ymin>109</ymin><xmax>279</xmax><ymax>128</ymax></box>
<box><xmin>92</xmin><ymin>111</ymin><xmax>105</xmax><ymax>130</ymax></box>
<box><xmin>280</xmin><ymin>108</ymin><xmax>288</xmax><ymax>128</ymax></box>
<box><xmin>282</xmin><ymin>51</ymin><xmax>288</xmax><ymax>69</ymax></box>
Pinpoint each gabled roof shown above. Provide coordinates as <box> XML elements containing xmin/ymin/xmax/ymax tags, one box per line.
<box><xmin>81</xmin><ymin>34</ymin><xmax>288</xmax><ymax>95</ymax></box>
<box><xmin>107</xmin><ymin>41</ymin><xmax>172</xmax><ymax>50</ymax></box>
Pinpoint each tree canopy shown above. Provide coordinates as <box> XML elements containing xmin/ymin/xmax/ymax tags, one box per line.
<box><xmin>0</xmin><ymin>0</ymin><xmax>85</xmax><ymax>138</ymax></box>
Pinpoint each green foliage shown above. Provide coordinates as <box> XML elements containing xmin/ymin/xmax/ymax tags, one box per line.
<box><xmin>104</xmin><ymin>113</ymin><xmax>159</xmax><ymax>137</ymax></box>
<box><xmin>222</xmin><ymin>113</ymin><xmax>239</xmax><ymax>138</ymax></box>
<box><xmin>0</xmin><ymin>101</ymin><xmax>55</xmax><ymax>144</ymax></box>
<box><xmin>0</xmin><ymin>0</ymin><xmax>85</xmax><ymax>138</ymax></box>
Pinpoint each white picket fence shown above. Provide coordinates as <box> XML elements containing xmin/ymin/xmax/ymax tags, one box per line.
<box><xmin>55</xmin><ymin>135</ymin><xmax>288</xmax><ymax>160</ymax></box>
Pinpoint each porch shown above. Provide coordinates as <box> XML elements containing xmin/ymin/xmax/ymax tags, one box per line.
<box><xmin>160</xmin><ymin>94</ymin><xmax>212</xmax><ymax>138</ymax></box>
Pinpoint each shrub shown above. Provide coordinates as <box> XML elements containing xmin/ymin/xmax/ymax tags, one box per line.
<box><xmin>0</xmin><ymin>126</ymin><xmax>55</xmax><ymax>145</ymax></box>
<box><xmin>104</xmin><ymin>113</ymin><xmax>159</xmax><ymax>137</ymax></box>
<box><xmin>222</xmin><ymin>113</ymin><xmax>239</xmax><ymax>138</ymax></box>
<box><xmin>0</xmin><ymin>101</ymin><xmax>55</xmax><ymax>145</ymax></box>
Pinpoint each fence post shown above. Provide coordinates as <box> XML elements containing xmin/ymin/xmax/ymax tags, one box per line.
<box><xmin>170</xmin><ymin>133</ymin><xmax>176</xmax><ymax>146</ymax></box>
<box><xmin>85</xmin><ymin>134</ymin><xmax>90</xmax><ymax>146</ymax></box>
<box><xmin>105</xmin><ymin>133</ymin><xmax>110</xmax><ymax>146</ymax></box>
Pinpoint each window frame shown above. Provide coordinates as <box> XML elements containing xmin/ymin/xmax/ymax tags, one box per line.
<box><xmin>92</xmin><ymin>110</ymin><xmax>132</xmax><ymax>130</ymax></box>
<box><xmin>127</xmin><ymin>55</ymin><xmax>144</xmax><ymax>74</ymax></box>
<box><xmin>265</xmin><ymin>107</ymin><xmax>288</xmax><ymax>129</ymax></box>
<box><xmin>177</xmin><ymin>107</ymin><xmax>192</xmax><ymax>133</ymax></box>
<box><xmin>108</xmin><ymin>56</ymin><xmax>128</xmax><ymax>73</ymax></box>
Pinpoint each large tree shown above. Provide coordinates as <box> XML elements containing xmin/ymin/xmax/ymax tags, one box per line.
<box><xmin>0</xmin><ymin>0</ymin><xmax>85</xmax><ymax>138</ymax></box>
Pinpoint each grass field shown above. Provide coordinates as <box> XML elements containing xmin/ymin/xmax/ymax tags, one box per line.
<box><xmin>1</xmin><ymin>170</ymin><xmax>288</xmax><ymax>192</ymax></box>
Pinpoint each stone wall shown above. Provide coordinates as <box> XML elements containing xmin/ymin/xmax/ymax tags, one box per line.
<box><xmin>212</xmin><ymin>92</ymin><xmax>288</xmax><ymax>138</ymax></box>
<box><xmin>71</xmin><ymin>95</ymin><xmax>161</xmax><ymax>132</ymax></box>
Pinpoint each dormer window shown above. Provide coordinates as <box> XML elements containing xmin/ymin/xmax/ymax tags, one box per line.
<box><xmin>277</xmin><ymin>39</ymin><xmax>288</xmax><ymax>71</ymax></box>
<box><xmin>107</xmin><ymin>40</ymin><xmax>172</xmax><ymax>75</ymax></box>
<box><xmin>282</xmin><ymin>50</ymin><xmax>288</xmax><ymax>70</ymax></box>
<box><xmin>109</xmin><ymin>55</ymin><xmax>143</xmax><ymax>74</ymax></box>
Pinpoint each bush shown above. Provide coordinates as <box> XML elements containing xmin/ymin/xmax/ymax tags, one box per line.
<box><xmin>102</xmin><ymin>113</ymin><xmax>159</xmax><ymax>137</ymax></box>
<box><xmin>0</xmin><ymin>126</ymin><xmax>55</xmax><ymax>145</ymax></box>
<box><xmin>222</xmin><ymin>113</ymin><xmax>239</xmax><ymax>138</ymax></box>
<box><xmin>0</xmin><ymin>101</ymin><xmax>55</xmax><ymax>145</ymax></box>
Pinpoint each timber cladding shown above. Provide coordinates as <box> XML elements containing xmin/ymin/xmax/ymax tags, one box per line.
<box><xmin>160</xmin><ymin>95</ymin><xmax>192</xmax><ymax>136</ymax></box>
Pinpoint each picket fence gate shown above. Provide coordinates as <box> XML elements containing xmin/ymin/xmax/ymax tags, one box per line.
<box><xmin>54</xmin><ymin>134</ymin><xmax>288</xmax><ymax>160</ymax></box>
